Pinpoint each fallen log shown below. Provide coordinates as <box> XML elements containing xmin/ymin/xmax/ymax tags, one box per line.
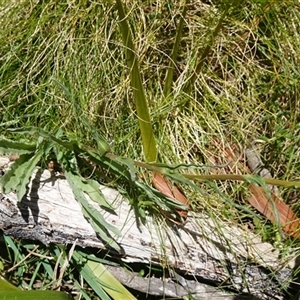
<box><xmin>0</xmin><ymin>156</ymin><xmax>297</xmax><ymax>299</ymax></box>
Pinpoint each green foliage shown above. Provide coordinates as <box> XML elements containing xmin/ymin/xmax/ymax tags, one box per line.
<box><xmin>1</xmin><ymin>0</ymin><xmax>300</xmax><ymax>298</ymax></box>
<box><xmin>0</xmin><ymin>277</ymin><xmax>19</xmax><ymax>291</ymax></box>
<box><xmin>1</xmin><ymin>236</ymin><xmax>133</xmax><ymax>300</ymax></box>
<box><xmin>0</xmin><ymin>289</ymin><xmax>72</xmax><ymax>300</ymax></box>
<box><xmin>0</xmin><ymin>140</ymin><xmax>36</xmax><ymax>155</ymax></box>
<box><xmin>0</xmin><ymin>128</ymin><xmax>121</xmax><ymax>251</ymax></box>
<box><xmin>0</xmin><ymin>258</ymin><xmax>71</xmax><ymax>300</ymax></box>
<box><xmin>72</xmin><ymin>252</ymin><xmax>137</xmax><ymax>300</ymax></box>
<box><xmin>0</xmin><ymin>127</ymin><xmax>190</xmax><ymax>251</ymax></box>
<box><xmin>0</xmin><ymin>152</ymin><xmax>43</xmax><ymax>200</ymax></box>
<box><xmin>65</xmin><ymin>171</ymin><xmax>122</xmax><ymax>251</ymax></box>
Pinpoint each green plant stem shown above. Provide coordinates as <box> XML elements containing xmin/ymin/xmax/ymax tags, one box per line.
<box><xmin>105</xmin><ymin>152</ymin><xmax>300</xmax><ymax>188</ymax></box>
<box><xmin>183</xmin><ymin>173</ymin><xmax>300</xmax><ymax>188</ymax></box>
<box><xmin>163</xmin><ymin>1</ymin><xmax>188</xmax><ymax>99</ymax></box>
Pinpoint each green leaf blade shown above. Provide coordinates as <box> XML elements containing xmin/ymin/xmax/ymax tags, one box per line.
<box><xmin>65</xmin><ymin>171</ymin><xmax>122</xmax><ymax>252</ymax></box>
<box><xmin>80</xmin><ymin>178</ymin><xmax>114</xmax><ymax>210</ymax></box>
<box><xmin>0</xmin><ymin>290</ymin><xmax>72</xmax><ymax>300</ymax></box>
<box><xmin>115</xmin><ymin>0</ymin><xmax>157</xmax><ymax>162</ymax></box>
<box><xmin>72</xmin><ymin>252</ymin><xmax>137</xmax><ymax>300</ymax></box>
<box><xmin>0</xmin><ymin>139</ymin><xmax>36</xmax><ymax>155</ymax></box>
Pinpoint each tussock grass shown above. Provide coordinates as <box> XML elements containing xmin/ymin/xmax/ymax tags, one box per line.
<box><xmin>1</xmin><ymin>0</ymin><xmax>300</xmax><ymax>298</ymax></box>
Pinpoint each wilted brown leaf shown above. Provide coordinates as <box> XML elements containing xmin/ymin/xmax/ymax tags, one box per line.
<box><xmin>247</xmin><ymin>185</ymin><xmax>300</xmax><ymax>239</ymax></box>
<box><xmin>209</xmin><ymin>138</ymin><xmax>300</xmax><ymax>239</ymax></box>
<box><xmin>152</xmin><ymin>173</ymin><xmax>189</xmax><ymax>222</ymax></box>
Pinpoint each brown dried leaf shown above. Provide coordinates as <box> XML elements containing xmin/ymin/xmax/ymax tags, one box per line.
<box><xmin>209</xmin><ymin>138</ymin><xmax>300</xmax><ymax>239</ymax></box>
<box><xmin>248</xmin><ymin>185</ymin><xmax>300</xmax><ymax>239</ymax></box>
<box><xmin>152</xmin><ymin>173</ymin><xmax>189</xmax><ymax>221</ymax></box>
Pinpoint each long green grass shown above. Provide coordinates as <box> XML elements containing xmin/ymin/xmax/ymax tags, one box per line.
<box><xmin>1</xmin><ymin>0</ymin><xmax>300</xmax><ymax>298</ymax></box>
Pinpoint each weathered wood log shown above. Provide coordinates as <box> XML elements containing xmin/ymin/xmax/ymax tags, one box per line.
<box><xmin>0</xmin><ymin>156</ymin><xmax>297</xmax><ymax>299</ymax></box>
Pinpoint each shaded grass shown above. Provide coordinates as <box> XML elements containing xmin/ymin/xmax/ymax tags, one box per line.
<box><xmin>1</xmin><ymin>0</ymin><xmax>300</xmax><ymax>298</ymax></box>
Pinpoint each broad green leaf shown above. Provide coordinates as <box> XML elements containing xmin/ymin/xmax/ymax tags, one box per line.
<box><xmin>80</xmin><ymin>178</ymin><xmax>114</xmax><ymax>210</ymax></box>
<box><xmin>73</xmin><ymin>282</ymin><xmax>92</xmax><ymax>300</ymax></box>
<box><xmin>75</xmin><ymin>250</ymin><xmax>119</xmax><ymax>266</ymax></box>
<box><xmin>0</xmin><ymin>150</ymin><xmax>43</xmax><ymax>200</ymax></box>
<box><xmin>0</xmin><ymin>114</ymin><xmax>36</xmax><ymax>127</ymax></box>
<box><xmin>80</xmin><ymin>197</ymin><xmax>121</xmax><ymax>238</ymax></box>
<box><xmin>3</xmin><ymin>235</ymin><xmax>22</xmax><ymax>261</ymax></box>
<box><xmin>65</xmin><ymin>171</ymin><xmax>121</xmax><ymax>252</ymax></box>
<box><xmin>114</xmin><ymin>156</ymin><xmax>137</xmax><ymax>181</ymax></box>
<box><xmin>0</xmin><ymin>277</ymin><xmax>19</xmax><ymax>291</ymax></box>
<box><xmin>77</xmin><ymin>118</ymin><xmax>111</xmax><ymax>156</ymax></box>
<box><xmin>56</xmin><ymin>144</ymin><xmax>108</xmax><ymax>194</ymax></box>
<box><xmin>72</xmin><ymin>252</ymin><xmax>136</xmax><ymax>300</ymax></box>
<box><xmin>86</xmin><ymin>259</ymin><xmax>137</xmax><ymax>300</ymax></box>
<box><xmin>85</xmin><ymin>150</ymin><xmax>132</xmax><ymax>180</ymax></box>
<box><xmin>40</xmin><ymin>129</ymin><xmax>64</xmax><ymax>158</ymax></box>
<box><xmin>0</xmin><ymin>290</ymin><xmax>72</xmax><ymax>300</ymax></box>
<box><xmin>42</xmin><ymin>261</ymin><xmax>54</xmax><ymax>278</ymax></box>
<box><xmin>1</xmin><ymin>275</ymin><xmax>70</xmax><ymax>299</ymax></box>
<box><xmin>55</xmin><ymin>147</ymin><xmax>78</xmax><ymax>172</ymax></box>
<box><xmin>72</xmin><ymin>252</ymin><xmax>110</xmax><ymax>300</ymax></box>
<box><xmin>0</xmin><ymin>139</ymin><xmax>36</xmax><ymax>154</ymax></box>
<box><xmin>8</xmin><ymin>127</ymin><xmax>40</xmax><ymax>135</ymax></box>
<box><xmin>17</xmin><ymin>151</ymin><xmax>44</xmax><ymax>201</ymax></box>
<box><xmin>37</xmin><ymin>130</ymin><xmax>77</xmax><ymax>151</ymax></box>
<box><xmin>85</xmin><ymin>216</ymin><xmax>121</xmax><ymax>252</ymax></box>
<box><xmin>0</xmin><ymin>153</ymin><xmax>33</xmax><ymax>193</ymax></box>
<box><xmin>115</xmin><ymin>0</ymin><xmax>157</xmax><ymax>163</ymax></box>
<box><xmin>96</xmin><ymin>138</ymin><xmax>111</xmax><ymax>156</ymax></box>
<box><xmin>158</xmin><ymin>167</ymin><xmax>205</xmax><ymax>197</ymax></box>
